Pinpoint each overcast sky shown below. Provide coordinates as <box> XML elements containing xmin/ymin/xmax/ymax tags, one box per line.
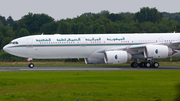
<box><xmin>0</xmin><ymin>0</ymin><xmax>180</xmax><ymax>21</ymax></box>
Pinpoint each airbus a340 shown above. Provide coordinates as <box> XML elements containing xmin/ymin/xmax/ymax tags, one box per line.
<box><xmin>3</xmin><ymin>33</ymin><xmax>180</xmax><ymax>68</ymax></box>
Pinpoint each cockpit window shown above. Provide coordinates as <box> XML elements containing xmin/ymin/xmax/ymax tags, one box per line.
<box><xmin>9</xmin><ymin>41</ymin><xmax>18</xmax><ymax>44</ymax></box>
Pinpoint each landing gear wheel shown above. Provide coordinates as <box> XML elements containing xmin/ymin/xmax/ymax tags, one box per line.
<box><xmin>131</xmin><ymin>62</ymin><xmax>138</xmax><ymax>68</ymax></box>
<box><xmin>153</xmin><ymin>62</ymin><xmax>159</xmax><ymax>68</ymax></box>
<box><xmin>140</xmin><ymin>62</ymin><xmax>146</xmax><ymax>68</ymax></box>
<box><xmin>28</xmin><ymin>63</ymin><xmax>34</xmax><ymax>68</ymax></box>
<box><xmin>146</xmin><ymin>62</ymin><xmax>151</xmax><ymax>68</ymax></box>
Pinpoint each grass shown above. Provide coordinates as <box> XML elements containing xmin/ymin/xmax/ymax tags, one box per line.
<box><xmin>0</xmin><ymin>70</ymin><xmax>180</xmax><ymax>101</ymax></box>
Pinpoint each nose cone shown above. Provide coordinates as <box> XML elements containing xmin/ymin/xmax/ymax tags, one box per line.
<box><xmin>3</xmin><ymin>45</ymin><xmax>9</xmax><ymax>53</ymax></box>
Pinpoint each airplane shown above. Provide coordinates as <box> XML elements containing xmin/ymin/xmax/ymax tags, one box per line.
<box><xmin>3</xmin><ymin>33</ymin><xmax>180</xmax><ymax>68</ymax></box>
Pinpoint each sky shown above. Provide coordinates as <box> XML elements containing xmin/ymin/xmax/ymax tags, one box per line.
<box><xmin>0</xmin><ymin>0</ymin><xmax>180</xmax><ymax>21</ymax></box>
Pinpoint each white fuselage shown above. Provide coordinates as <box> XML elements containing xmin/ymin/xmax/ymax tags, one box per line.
<box><xmin>3</xmin><ymin>33</ymin><xmax>180</xmax><ymax>59</ymax></box>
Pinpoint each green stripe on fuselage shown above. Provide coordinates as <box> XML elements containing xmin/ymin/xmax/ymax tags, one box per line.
<box><xmin>11</xmin><ymin>43</ymin><xmax>145</xmax><ymax>48</ymax></box>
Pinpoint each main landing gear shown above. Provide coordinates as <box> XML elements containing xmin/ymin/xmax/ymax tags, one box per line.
<box><xmin>27</xmin><ymin>58</ymin><xmax>34</xmax><ymax>68</ymax></box>
<box><xmin>131</xmin><ymin>59</ymin><xmax>159</xmax><ymax>68</ymax></box>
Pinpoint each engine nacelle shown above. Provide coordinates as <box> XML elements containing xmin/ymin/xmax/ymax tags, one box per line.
<box><xmin>104</xmin><ymin>51</ymin><xmax>132</xmax><ymax>64</ymax></box>
<box><xmin>85</xmin><ymin>58</ymin><xmax>105</xmax><ymax>64</ymax></box>
<box><xmin>145</xmin><ymin>45</ymin><xmax>173</xmax><ymax>59</ymax></box>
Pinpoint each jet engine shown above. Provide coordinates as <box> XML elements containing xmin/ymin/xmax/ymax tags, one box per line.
<box><xmin>104</xmin><ymin>51</ymin><xmax>132</xmax><ymax>64</ymax></box>
<box><xmin>145</xmin><ymin>45</ymin><xmax>173</xmax><ymax>59</ymax></box>
<box><xmin>85</xmin><ymin>58</ymin><xmax>105</xmax><ymax>64</ymax></box>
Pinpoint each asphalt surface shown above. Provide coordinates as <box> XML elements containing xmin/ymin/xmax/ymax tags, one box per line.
<box><xmin>0</xmin><ymin>66</ymin><xmax>180</xmax><ymax>71</ymax></box>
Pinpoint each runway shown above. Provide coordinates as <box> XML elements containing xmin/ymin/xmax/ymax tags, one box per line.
<box><xmin>0</xmin><ymin>66</ymin><xmax>180</xmax><ymax>71</ymax></box>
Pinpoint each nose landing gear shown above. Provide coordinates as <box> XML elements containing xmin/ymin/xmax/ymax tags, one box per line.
<box><xmin>28</xmin><ymin>63</ymin><xmax>34</xmax><ymax>68</ymax></box>
<box><xmin>27</xmin><ymin>58</ymin><xmax>34</xmax><ymax>68</ymax></box>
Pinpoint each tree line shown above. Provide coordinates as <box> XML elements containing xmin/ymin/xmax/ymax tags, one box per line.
<box><xmin>1</xmin><ymin>7</ymin><xmax>180</xmax><ymax>61</ymax></box>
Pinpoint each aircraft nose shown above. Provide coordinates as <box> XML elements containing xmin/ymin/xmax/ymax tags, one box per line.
<box><xmin>3</xmin><ymin>45</ymin><xmax>9</xmax><ymax>53</ymax></box>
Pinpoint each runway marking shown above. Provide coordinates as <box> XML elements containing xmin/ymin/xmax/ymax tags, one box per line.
<box><xmin>20</xmin><ymin>68</ymin><xmax>122</xmax><ymax>71</ymax></box>
<box><xmin>20</xmin><ymin>69</ymin><xmax>67</xmax><ymax>71</ymax></box>
<box><xmin>0</xmin><ymin>67</ymin><xmax>179</xmax><ymax>71</ymax></box>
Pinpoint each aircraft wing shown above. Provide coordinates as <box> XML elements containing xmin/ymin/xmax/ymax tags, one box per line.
<box><xmin>165</xmin><ymin>41</ymin><xmax>180</xmax><ymax>50</ymax></box>
<box><xmin>103</xmin><ymin>41</ymin><xmax>180</xmax><ymax>53</ymax></box>
<box><xmin>90</xmin><ymin>41</ymin><xmax>180</xmax><ymax>62</ymax></box>
<box><xmin>100</xmin><ymin>44</ymin><xmax>148</xmax><ymax>55</ymax></box>
<box><xmin>99</xmin><ymin>42</ymin><xmax>180</xmax><ymax>58</ymax></box>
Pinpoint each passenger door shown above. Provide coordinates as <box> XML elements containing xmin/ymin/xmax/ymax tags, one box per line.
<box><xmin>27</xmin><ymin>38</ymin><xmax>33</xmax><ymax>57</ymax></box>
